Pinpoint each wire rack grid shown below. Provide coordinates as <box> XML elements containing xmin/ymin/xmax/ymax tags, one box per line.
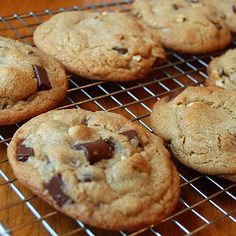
<box><xmin>0</xmin><ymin>1</ymin><xmax>235</xmax><ymax>235</ymax></box>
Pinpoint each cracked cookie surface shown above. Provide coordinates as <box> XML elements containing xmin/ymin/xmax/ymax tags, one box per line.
<box><xmin>0</xmin><ymin>36</ymin><xmax>67</xmax><ymax>125</ymax></box>
<box><xmin>150</xmin><ymin>86</ymin><xmax>236</xmax><ymax>180</ymax></box>
<box><xmin>132</xmin><ymin>0</ymin><xmax>232</xmax><ymax>54</ymax></box>
<box><xmin>33</xmin><ymin>11</ymin><xmax>166</xmax><ymax>82</ymax></box>
<box><xmin>207</xmin><ymin>48</ymin><xmax>236</xmax><ymax>91</ymax></box>
<box><xmin>202</xmin><ymin>0</ymin><xmax>236</xmax><ymax>33</ymax></box>
<box><xmin>8</xmin><ymin>109</ymin><xmax>180</xmax><ymax>231</ymax></box>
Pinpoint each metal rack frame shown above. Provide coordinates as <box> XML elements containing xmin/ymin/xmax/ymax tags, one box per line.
<box><xmin>0</xmin><ymin>1</ymin><xmax>235</xmax><ymax>235</ymax></box>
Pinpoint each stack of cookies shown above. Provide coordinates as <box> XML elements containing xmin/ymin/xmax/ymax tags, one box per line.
<box><xmin>2</xmin><ymin>0</ymin><xmax>236</xmax><ymax>232</ymax></box>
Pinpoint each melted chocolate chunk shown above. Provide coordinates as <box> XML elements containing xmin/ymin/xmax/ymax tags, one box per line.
<box><xmin>233</xmin><ymin>5</ymin><xmax>236</xmax><ymax>13</ymax></box>
<box><xmin>112</xmin><ymin>47</ymin><xmax>128</xmax><ymax>55</ymax></box>
<box><xmin>16</xmin><ymin>139</ymin><xmax>34</xmax><ymax>162</ymax></box>
<box><xmin>44</xmin><ymin>174</ymin><xmax>71</xmax><ymax>207</ymax></box>
<box><xmin>172</xmin><ymin>4</ymin><xmax>179</xmax><ymax>10</ymax></box>
<box><xmin>73</xmin><ymin>140</ymin><xmax>114</xmax><ymax>164</ymax></box>
<box><xmin>120</xmin><ymin>130</ymin><xmax>138</xmax><ymax>140</ymax></box>
<box><xmin>33</xmin><ymin>65</ymin><xmax>52</xmax><ymax>91</ymax></box>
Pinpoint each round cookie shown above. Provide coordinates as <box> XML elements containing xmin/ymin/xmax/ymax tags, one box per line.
<box><xmin>202</xmin><ymin>0</ymin><xmax>236</xmax><ymax>33</ymax></box>
<box><xmin>33</xmin><ymin>11</ymin><xmax>166</xmax><ymax>82</ymax></box>
<box><xmin>132</xmin><ymin>0</ymin><xmax>232</xmax><ymax>54</ymax></box>
<box><xmin>207</xmin><ymin>48</ymin><xmax>236</xmax><ymax>91</ymax></box>
<box><xmin>0</xmin><ymin>36</ymin><xmax>67</xmax><ymax>125</ymax></box>
<box><xmin>8</xmin><ymin>109</ymin><xmax>180</xmax><ymax>231</ymax></box>
<box><xmin>150</xmin><ymin>86</ymin><xmax>236</xmax><ymax>178</ymax></box>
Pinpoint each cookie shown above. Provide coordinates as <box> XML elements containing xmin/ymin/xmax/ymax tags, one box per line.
<box><xmin>33</xmin><ymin>11</ymin><xmax>166</xmax><ymax>82</ymax></box>
<box><xmin>202</xmin><ymin>0</ymin><xmax>236</xmax><ymax>33</ymax></box>
<box><xmin>150</xmin><ymin>86</ymin><xmax>236</xmax><ymax>179</ymax></box>
<box><xmin>207</xmin><ymin>48</ymin><xmax>236</xmax><ymax>91</ymax></box>
<box><xmin>0</xmin><ymin>36</ymin><xmax>68</xmax><ymax>125</ymax></box>
<box><xmin>8</xmin><ymin>109</ymin><xmax>180</xmax><ymax>231</ymax></box>
<box><xmin>132</xmin><ymin>0</ymin><xmax>232</xmax><ymax>54</ymax></box>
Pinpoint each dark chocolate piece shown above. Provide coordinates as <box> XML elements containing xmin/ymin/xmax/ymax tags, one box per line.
<box><xmin>33</xmin><ymin>65</ymin><xmax>52</xmax><ymax>91</ymax></box>
<box><xmin>28</xmin><ymin>50</ymin><xmax>34</xmax><ymax>55</ymax></box>
<box><xmin>73</xmin><ymin>140</ymin><xmax>114</xmax><ymax>164</ymax></box>
<box><xmin>120</xmin><ymin>130</ymin><xmax>138</xmax><ymax>140</ymax></box>
<box><xmin>112</xmin><ymin>47</ymin><xmax>128</xmax><ymax>55</ymax></box>
<box><xmin>120</xmin><ymin>130</ymin><xmax>144</xmax><ymax>148</ymax></box>
<box><xmin>44</xmin><ymin>174</ymin><xmax>71</xmax><ymax>207</ymax></box>
<box><xmin>16</xmin><ymin>139</ymin><xmax>34</xmax><ymax>162</ymax></box>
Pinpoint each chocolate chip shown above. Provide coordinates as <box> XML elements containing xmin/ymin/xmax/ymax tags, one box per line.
<box><xmin>44</xmin><ymin>174</ymin><xmax>72</xmax><ymax>207</ymax></box>
<box><xmin>28</xmin><ymin>50</ymin><xmax>34</xmax><ymax>55</ymax></box>
<box><xmin>120</xmin><ymin>130</ymin><xmax>138</xmax><ymax>140</ymax></box>
<box><xmin>120</xmin><ymin>130</ymin><xmax>144</xmax><ymax>147</ymax></box>
<box><xmin>33</xmin><ymin>65</ymin><xmax>52</xmax><ymax>91</ymax></box>
<box><xmin>16</xmin><ymin>139</ymin><xmax>34</xmax><ymax>162</ymax></box>
<box><xmin>112</xmin><ymin>47</ymin><xmax>128</xmax><ymax>55</ymax></box>
<box><xmin>172</xmin><ymin>4</ymin><xmax>179</xmax><ymax>10</ymax></box>
<box><xmin>73</xmin><ymin>140</ymin><xmax>114</xmax><ymax>164</ymax></box>
<box><xmin>233</xmin><ymin>5</ymin><xmax>236</xmax><ymax>13</ymax></box>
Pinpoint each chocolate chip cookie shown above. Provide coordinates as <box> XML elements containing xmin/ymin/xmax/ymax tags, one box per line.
<box><xmin>33</xmin><ymin>11</ymin><xmax>166</xmax><ymax>82</ymax></box>
<box><xmin>132</xmin><ymin>0</ymin><xmax>232</xmax><ymax>54</ymax></box>
<box><xmin>202</xmin><ymin>0</ymin><xmax>236</xmax><ymax>33</ymax></box>
<box><xmin>150</xmin><ymin>86</ymin><xmax>236</xmax><ymax>180</ymax></box>
<box><xmin>207</xmin><ymin>48</ymin><xmax>236</xmax><ymax>91</ymax></box>
<box><xmin>0</xmin><ymin>36</ymin><xmax>67</xmax><ymax>125</ymax></box>
<box><xmin>8</xmin><ymin>109</ymin><xmax>180</xmax><ymax>231</ymax></box>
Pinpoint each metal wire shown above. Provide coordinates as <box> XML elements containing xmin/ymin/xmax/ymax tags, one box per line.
<box><xmin>0</xmin><ymin>0</ymin><xmax>235</xmax><ymax>235</ymax></box>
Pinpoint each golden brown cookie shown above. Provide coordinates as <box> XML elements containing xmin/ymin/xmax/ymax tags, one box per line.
<box><xmin>132</xmin><ymin>0</ymin><xmax>232</xmax><ymax>54</ymax></box>
<box><xmin>150</xmin><ymin>86</ymin><xmax>236</xmax><ymax>180</ymax></box>
<box><xmin>33</xmin><ymin>11</ymin><xmax>166</xmax><ymax>82</ymax></box>
<box><xmin>8</xmin><ymin>109</ymin><xmax>180</xmax><ymax>231</ymax></box>
<box><xmin>0</xmin><ymin>36</ymin><xmax>68</xmax><ymax>125</ymax></box>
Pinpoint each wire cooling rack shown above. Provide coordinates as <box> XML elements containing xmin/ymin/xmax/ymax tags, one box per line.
<box><xmin>0</xmin><ymin>0</ymin><xmax>236</xmax><ymax>235</ymax></box>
